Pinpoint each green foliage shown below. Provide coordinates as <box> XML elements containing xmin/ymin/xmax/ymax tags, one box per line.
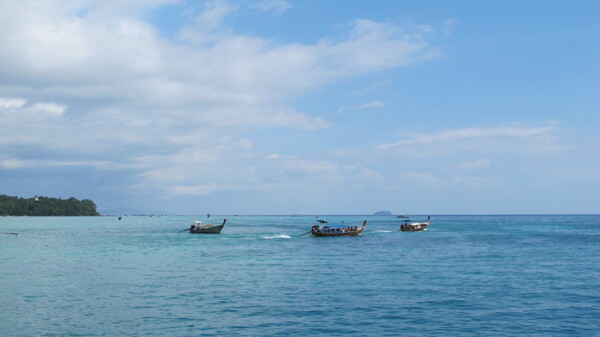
<box><xmin>0</xmin><ymin>195</ymin><xmax>99</xmax><ymax>216</ymax></box>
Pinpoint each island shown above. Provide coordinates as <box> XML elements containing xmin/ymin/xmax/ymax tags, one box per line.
<box><xmin>373</xmin><ymin>211</ymin><xmax>393</xmax><ymax>216</ymax></box>
<box><xmin>0</xmin><ymin>195</ymin><xmax>99</xmax><ymax>216</ymax></box>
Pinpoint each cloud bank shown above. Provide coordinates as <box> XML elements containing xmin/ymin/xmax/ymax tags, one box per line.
<box><xmin>0</xmin><ymin>0</ymin><xmax>446</xmax><ymax>212</ymax></box>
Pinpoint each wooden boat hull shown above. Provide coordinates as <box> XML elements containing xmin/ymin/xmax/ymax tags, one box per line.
<box><xmin>311</xmin><ymin>228</ymin><xmax>364</xmax><ymax>237</ymax></box>
<box><xmin>399</xmin><ymin>216</ymin><xmax>430</xmax><ymax>232</ymax></box>
<box><xmin>311</xmin><ymin>220</ymin><xmax>367</xmax><ymax>237</ymax></box>
<box><xmin>190</xmin><ymin>224</ymin><xmax>225</xmax><ymax>234</ymax></box>
<box><xmin>189</xmin><ymin>219</ymin><xmax>227</xmax><ymax>234</ymax></box>
<box><xmin>399</xmin><ymin>225</ymin><xmax>428</xmax><ymax>232</ymax></box>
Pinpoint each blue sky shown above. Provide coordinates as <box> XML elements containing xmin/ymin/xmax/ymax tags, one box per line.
<box><xmin>0</xmin><ymin>0</ymin><xmax>598</xmax><ymax>215</ymax></box>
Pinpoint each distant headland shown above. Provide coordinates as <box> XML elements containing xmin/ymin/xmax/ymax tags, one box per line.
<box><xmin>373</xmin><ymin>211</ymin><xmax>393</xmax><ymax>216</ymax></box>
<box><xmin>0</xmin><ymin>195</ymin><xmax>99</xmax><ymax>216</ymax></box>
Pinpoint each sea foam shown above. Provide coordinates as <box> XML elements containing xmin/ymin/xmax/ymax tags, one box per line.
<box><xmin>262</xmin><ymin>234</ymin><xmax>291</xmax><ymax>239</ymax></box>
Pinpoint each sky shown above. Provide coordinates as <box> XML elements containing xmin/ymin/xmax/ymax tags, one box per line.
<box><xmin>0</xmin><ymin>0</ymin><xmax>598</xmax><ymax>215</ymax></box>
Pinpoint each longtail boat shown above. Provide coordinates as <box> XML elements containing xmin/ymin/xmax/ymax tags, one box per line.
<box><xmin>399</xmin><ymin>216</ymin><xmax>430</xmax><ymax>232</ymax></box>
<box><xmin>189</xmin><ymin>218</ymin><xmax>227</xmax><ymax>234</ymax></box>
<box><xmin>311</xmin><ymin>220</ymin><xmax>367</xmax><ymax>237</ymax></box>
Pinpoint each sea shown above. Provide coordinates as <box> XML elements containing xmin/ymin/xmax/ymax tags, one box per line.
<box><xmin>1</xmin><ymin>215</ymin><xmax>599</xmax><ymax>336</ymax></box>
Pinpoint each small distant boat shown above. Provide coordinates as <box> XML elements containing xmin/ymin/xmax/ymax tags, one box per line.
<box><xmin>206</xmin><ymin>213</ymin><xmax>211</xmax><ymax>218</ymax></box>
<box><xmin>118</xmin><ymin>216</ymin><xmax>123</xmax><ymax>220</ymax></box>
<box><xmin>189</xmin><ymin>219</ymin><xmax>227</xmax><ymax>234</ymax></box>
<box><xmin>396</xmin><ymin>214</ymin><xmax>409</xmax><ymax>218</ymax></box>
<box><xmin>311</xmin><ymin>220</ymin><xmax>367</xmax><ymax>237</ymax></box>
<box><xmin>399</xmin><ymin>216</ymin><xmax>430</xmax><ymax>232</ymax></box>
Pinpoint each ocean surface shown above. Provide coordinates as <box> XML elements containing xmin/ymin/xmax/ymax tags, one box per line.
<box><xmin>1</xmin><ymin>215</ymin><xmax>599</xmax><ymax>336</ymax></box>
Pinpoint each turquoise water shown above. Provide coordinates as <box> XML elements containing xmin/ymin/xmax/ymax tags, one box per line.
<box><xmin>1</xmin><ymin>215</ymin><xmax>599</xmax><ymax>336</ymax></box>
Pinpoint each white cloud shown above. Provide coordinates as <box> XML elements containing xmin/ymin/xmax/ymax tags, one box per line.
<box><xmin>378</xmin><ymin>124</ymin><xmax>558</xmax><ymax>149</ymax></box>
<box><xmin>402</xmin><ymin>171</ymin><xmax>440</xmax><ymax>185</ymax></box>
<box><xmin>0</xmin><ymin>157</ymin><xmax>121</xmax><ymax>170</ymax></box>
<box><xmin>352</xmin><ymin>80</ymin><xmax>392</xmax><ymax>96</ymax></box>
<box><xmin>336</xmin><ymin>100</ymin><xmax>385</xmax><ymax>114</ymax></box>
<box><xmin>0</xmin><ymin>98</ymin><xmax>66</xmax><ymax>126</ymax></box>
<box><xmin>250</xmin><ymin>0</ymin><xmax>292</xmax><ymax>15</ymax></box>
<box><xmin>194</xmin><ymin>0</ymin><xmax>238</xmax><ymax>30</ymax></box>
<box><xmin>343</xmin><ymin>163</ymin><xmax>384</xmax><ymax>182</ymax></box>
<box><xmin>388</xmin><ymin>171</ymin><xmax>498</xmax><ymax>191</ymax></box>
<box><xmin>170</xmin><ymin>183</ymin><xmax>247</xmax><ymax>196</ymax></box>
<box><xmin>0</xmin><ymin>98</ymin><xmax>65</xmax><ymax>116</ymax></box>
<box><xmin>316</xmin><ymin>19</ymin><xmax>436</xmax><ymax>77</ymax></box>
<box><xmin>0</xmin><ymin>1</ymin><xmax>442</xmax><ymax>202</ymax></box>
<box><xmin>0</xmin><ymin>98</ymin><xmax>27</xmax><ymax>108</ymax></box>
<box><xmin>0</xmin><ymin>4</ymin><xmax>436</xmax><ymax>106</ymax></box>
<box><xmin>442</xmin><ymin>18</ymin><xmax>457</xmax><ymax>37</ymax></box>
<box><xmin>96</xmin><ymin>0</ymin><xmax>179</xmax><ymax>12</ymax></box>
<box><xmin>449</xmin><ymin>176</ymin><xmax>496</xmax><ymax>189</ymax></box>
<box><xmin>359</xmin><ymin>100</ymin><xmax>385</xmax><ymax>109</ymax></box>
<box><xmin>279</xmin><ymin>159</ymin><xmax>338</xmax><ymax>176</ymax></box>
<box><xmin>455</xmin><ymin>159</ymin><xmax>491</xmax><ymax>170</ymax></box>
<box><xmin>0</xmin><ymin>158</ymin><xmax>26</xmax><ymax>169</ymax></box>
<box><xmin>32</xmin><ymin>102</ymin><xmax>66</xmax><ymax>116</ymax></box>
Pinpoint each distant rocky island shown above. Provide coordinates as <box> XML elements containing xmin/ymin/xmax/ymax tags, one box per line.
<box><xmin>0</xmin><ymin>195</ymin><xmax>99</xmax><ymax>216</ymax></box>
<box><xmin>373</xmin><ymin>211</ymin><xmax>393</xmax><ymax>216</ymax></box>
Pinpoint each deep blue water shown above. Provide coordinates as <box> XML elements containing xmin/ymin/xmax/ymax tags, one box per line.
<box><xmin>1</xmin><ymin>215</ymin><xmax>599</xmax><ymax>336</ymax></box>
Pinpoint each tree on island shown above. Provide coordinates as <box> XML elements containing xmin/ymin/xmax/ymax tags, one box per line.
<box><xmin>0</xmin><ymin>195</ymin><xmax>99</xmax><ymax>216</ymax></box>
